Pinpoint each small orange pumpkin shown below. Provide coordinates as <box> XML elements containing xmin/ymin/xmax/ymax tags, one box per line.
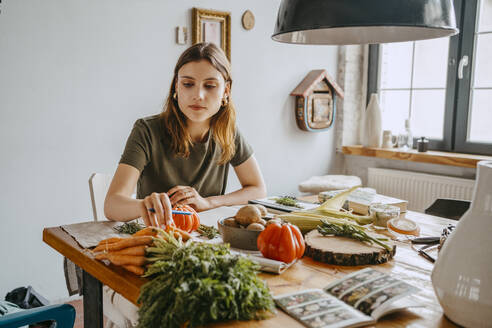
<box><xmin>257</xmin><ymin>222</ymin><xmax>305</xmax><ymax>263</ymax></box>
<box><xmin>171</xmin><ymin>204</ymin><xmax>200</xmax><ymax>232</ymax></box>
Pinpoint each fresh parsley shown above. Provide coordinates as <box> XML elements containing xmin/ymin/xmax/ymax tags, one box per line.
<box><xmin>138</xmin><ymin>233</ymin><xmax>275</xmax><ymax>327</ymax></box>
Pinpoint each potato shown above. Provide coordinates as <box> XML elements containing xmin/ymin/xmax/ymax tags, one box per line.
<box><xmin>258</xmin><ymin>218</ymin><xmax>267</xmax><ymax>226</ymax></box>
<box><xmin>223</xmin><ymin>217</ymin><xmax>239</xmax><ymax>228</ymax></box>
<box><xmin>247</xmin><ymin>223</ymin><xmax>265</xmax><ymax>231</ymax></box>
<box><xmin>234</xmin><ymin>205</ymin><xmax>261</xmax><ymax>226</ymax></box>
<box><xmin>254</xmin><ymin>204</ymin><xmax>268</xmax><ymax>217</ymax></box>
<box><xmin>266</xmin><ymin>218</ymin><xmax>282</xmax><ymax>226</ymax></box>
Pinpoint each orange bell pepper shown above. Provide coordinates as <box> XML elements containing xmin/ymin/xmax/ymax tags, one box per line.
<box><xmin>257</xmin><ymin>222</ymin><xmax>305</xmax><ymax>263</ymax></box>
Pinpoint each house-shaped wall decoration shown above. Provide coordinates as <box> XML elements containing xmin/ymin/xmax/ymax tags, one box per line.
<box><xmin>290</xmin><ymin>69</ymin><xmax>344</xmax><ymax>132</ymax></box>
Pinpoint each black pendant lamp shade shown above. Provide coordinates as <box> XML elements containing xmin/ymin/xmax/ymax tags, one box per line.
<box><xmin>272</xmin><ymin>0</ymin><xmax>459</xmax><ymax>45</ymax></box>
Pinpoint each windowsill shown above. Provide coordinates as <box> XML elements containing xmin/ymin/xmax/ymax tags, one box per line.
<box><xmin>341</xmin><ymin>145</ymin><xmax>492</xmax><ymax>168</ymax></box>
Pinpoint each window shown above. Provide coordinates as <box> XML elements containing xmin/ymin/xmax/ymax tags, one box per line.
<box><xmin>368</xmin><ymin>0</ymin><xmax>492</xmax><ymax>155</ymax></box>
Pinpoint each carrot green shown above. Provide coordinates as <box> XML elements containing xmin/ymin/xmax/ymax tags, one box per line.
<box><xmin>137</xmin><ymin>232</ymin><xmax>275</xmax><ymax>327</ymax></box>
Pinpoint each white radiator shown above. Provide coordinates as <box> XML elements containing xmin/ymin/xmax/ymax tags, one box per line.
<box><xmin>367</xmin><ymin>168</ymin><xmax>475</xmax><ymax>212</ymax></box>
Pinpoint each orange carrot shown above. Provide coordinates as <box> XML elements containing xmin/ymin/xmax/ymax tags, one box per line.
<box><xmin>97</xmin><ymin>237</ymin><xmax>122</xmax><ymax>245</ymax></box>
<box><xmin>93</xmin><ymin>243</ymin><xmax>113</xmax><ymax>253</ymax></box>
<box><xmin>95</xmin><ymin>252</ymin><xmax>108</xmax><ymax>260</ymax></box>
<box><xmin>94</xmin><ymin>238</ymin><xmax>121</xmax><ymax>252</ymax></box>
<box><xmin>96</xmin><ymin>253</ymin><xmax>147</xmax><ymax>266</ymax></box>
<box><xmin>93</xmin><ymin>242</ymin><xmax>120</xmax><ymax>253</ymax></box>
<box><xmin>94</xmin><ymin>236</ymin><xmax>153</xmax><ymax>252</ymax></box>
<box><xmin>93</xmin><ymin>245</ymin><xmax>106</xmax><ymax>253</ymax></box>
<box><xmin>133</xmin><ymin>227</ymin><xmax>158</xmax><ymax>237</ymax></box>
<box><xmin>165</xmin><ymin>226</ymin><xmax>192</xmax><ymax>241</ymax></box>
<box><xmin>108</xmin><ymin>254</ymin><xmax>146</xmax><ymax>266</ymax></box>
<box><xmin>112</xmin><ymin>245</ymin><xmax>146</xmax><ymax>256</ymax></box>
<box><xmin>93</xmin><ymin>237</ymin><xmax>123</xmax><ymax>252</ymax></box>
<box><xmin>122</xmin><ymin>265</ymin><xmax>145</xmax><ymax>276</ymax></box>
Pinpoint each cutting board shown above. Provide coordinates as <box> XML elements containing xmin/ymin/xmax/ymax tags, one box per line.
<box><xmin>304</xmin><ymin>230</ymin><xmax>396</xmax><ymax>266</ymax></box>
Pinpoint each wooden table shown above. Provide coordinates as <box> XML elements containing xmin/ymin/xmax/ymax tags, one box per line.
<box><xmin>43</xmin><ymin>210</ymin><xmax>459</xmax><ymax>328</ymax></box>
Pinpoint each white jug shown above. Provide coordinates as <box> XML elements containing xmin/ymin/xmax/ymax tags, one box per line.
<box><xmin>431</xmin><ymin>160</ymin><xmax>492</xmax><ymax>327</ymax></box>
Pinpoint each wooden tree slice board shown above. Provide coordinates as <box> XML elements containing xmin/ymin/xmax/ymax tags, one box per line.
<box><xmin>305</xmin><ymin>230</ymin><xmax>396</xmax><ymax>266</ymax></box>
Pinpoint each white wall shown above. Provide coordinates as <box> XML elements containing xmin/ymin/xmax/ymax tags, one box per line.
<box><xmin>0</xmin><ymin>1</ymin><xmax>338</xmax><ymax>300</ymax></box>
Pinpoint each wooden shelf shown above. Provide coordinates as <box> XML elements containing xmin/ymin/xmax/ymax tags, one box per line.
<box><xmin>342</xmin><ymin>145</ymin><xmax>492</xmax><ymax>168</ymax></box>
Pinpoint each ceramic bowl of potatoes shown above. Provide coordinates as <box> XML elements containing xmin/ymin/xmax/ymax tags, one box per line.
<box><xmin>218</xmin><ymin>204</ymin><xmax>281</xmax><ymax>251</ymax></box>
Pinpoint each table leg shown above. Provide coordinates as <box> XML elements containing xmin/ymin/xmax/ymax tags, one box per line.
<box><xmin>82</xmin><ymin>270</ymin><xmax>103</xmax><ymax>328</ymax></box>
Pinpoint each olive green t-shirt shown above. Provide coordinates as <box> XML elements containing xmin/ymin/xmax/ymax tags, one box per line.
<box><xmin>119</xmin><ymin>115</ymin><xmax>253</xmax><ymax>199</ymax></box>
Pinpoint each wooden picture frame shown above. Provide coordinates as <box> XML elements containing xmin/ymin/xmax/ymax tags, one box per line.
<box><xmin>192</xmin><ymin>8</ymin><xmax>231</xmax><ymax>61</ymax></box>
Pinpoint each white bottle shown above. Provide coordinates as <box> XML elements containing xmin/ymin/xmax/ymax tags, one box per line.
<box><xmin>404</xmin><ymin>119</ymin><xmax>413</xmax><ymax>149</ymax></box>
<box><xmin>398</xmin><ymin>119</ymin><xmax>413</xmax><ymax>150</ymax></box>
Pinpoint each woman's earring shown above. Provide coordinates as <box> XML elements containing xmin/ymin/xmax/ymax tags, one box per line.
<box><xmin>221</xmin><ymin>96</ymin><xmax>229</xmax><ymax>107</ymax></box>
<box><xmin>173</xmin><ymin>92</ymin><xmax>177</xmax><ymax>101</ymax></box>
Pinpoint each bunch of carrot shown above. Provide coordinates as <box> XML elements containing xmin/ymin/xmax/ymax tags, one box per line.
<box><xmin>93</xmin><ymin>225</ymin><xmax>193</xmax><ymax>276</ymax></box>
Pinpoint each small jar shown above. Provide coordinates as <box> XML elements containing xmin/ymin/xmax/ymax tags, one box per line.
<box><xmin>382</xmin><ymin>130</ymin><xmax>395</xmax><ymax>148</ymax></box>
<box><xmin>417</xmin><ymin>137</ymin><xmax>429</xmax><ymax>152</ymax></box>
<box><xmin>369</xmin><ymin>204</ymin><xmax>400</xmax><ymax>228</ymax></box>
<box><xmin>387</xmin><ymin>217</ymin><xmax>420</xmax><ymax>237</ymax></box>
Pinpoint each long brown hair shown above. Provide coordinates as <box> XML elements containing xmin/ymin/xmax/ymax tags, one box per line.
<box><xmin>161</xmin><ymin>42</ymin><xmax>236</xmax><ymax>165</ymax></box>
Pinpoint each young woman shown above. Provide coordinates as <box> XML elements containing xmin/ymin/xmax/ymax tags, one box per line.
<box><xmin>104</xmin><ymin>42</ymin><xmax>266</xmax><ymax>227</ymax></box>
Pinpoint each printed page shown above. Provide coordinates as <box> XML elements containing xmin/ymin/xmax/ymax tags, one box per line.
<box><xmin>354</xmin><ymin>282</ymin><xmax>420</xmax><ymax>319</ymax></box>
<box><xmin>369</xmin><ymin>295</ymin><xmax>422</xmax><ymax>320</ymax></box>
<box><xmin>274</xmin><ymin>289</ymin><xmax>374</xmax><ymax>328</ymax></box>
<box><xmin>324</xmin><ymin>268</ymin><xmax>386</xmax><ymax>298</ymax></box>
<box><xmin>323</xmin><ymin>268</ymin><xmax>420</xmax><ymax>319</ymax></box>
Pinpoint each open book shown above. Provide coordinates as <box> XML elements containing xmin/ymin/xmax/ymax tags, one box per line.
<box><xmin>274</xmin><ymin>268</ymin><xmax>420</xmax><ymax>328</ymax></box>
<box><xmin>318</xmin><ymin>189</ymin><xmax>408</xmax><ymax>215</ymax></box>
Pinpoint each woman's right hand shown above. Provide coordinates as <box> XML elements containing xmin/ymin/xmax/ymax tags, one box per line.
<box><xmin>140</xmin><ymin>192</ymin><xmax>174</xmax><ymax>228</ymax></box>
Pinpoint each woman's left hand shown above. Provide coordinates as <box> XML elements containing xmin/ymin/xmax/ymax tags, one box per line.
<box><xmin>167</xmin><ymin>185</ymin><xmax>212</xmax><ymax>212</ymax></box>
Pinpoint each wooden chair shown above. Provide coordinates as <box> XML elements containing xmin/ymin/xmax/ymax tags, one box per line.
<box><xmin>425</xmin><ymin>198</ymin><xmax>471</xmax><ymax>220</ymax></box>
<box><xmin>88</xmin><ymin>173</ymin><xmax>138</xmax><ymax>328</ymax></box>
<box><xmin>89</xmin><ymin>173</ymin><xmax>113</xmax><ymax>221</ymax></box>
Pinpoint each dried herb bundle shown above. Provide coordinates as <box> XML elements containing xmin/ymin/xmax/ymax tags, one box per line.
<box><xmin>274</xmin><ymin>196</ymin><xmax>303</xmax><ymax>208</ymax></box>
<box><xmin>317</xmin><ymin>220</ymin><xmax>392</xmax><ymax>252</ymax></box>
<box><xmin>137</xmin><ymin>232</ymin><xmax>275</xmax><ymax>328</ymax></box>
<box><xmin>197</xmin><ymin>224</ymin><xmax>219</xmax><ymax>239</ymax></box>
<box><xmin>113</xmin><ymin>221</ymin><xmax>145</xmax><ymax>235</ymax></box>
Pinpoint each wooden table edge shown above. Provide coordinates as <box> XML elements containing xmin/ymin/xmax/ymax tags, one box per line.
<box><xmin>43</xmin><ymin>227</ymin><xmax>144</xmax><ymax>305</ymax></box>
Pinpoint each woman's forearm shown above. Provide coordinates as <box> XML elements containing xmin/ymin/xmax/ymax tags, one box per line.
<box><xmin>207</xmin><ymin>184</ymin><xmax>267</xmax><ymax>209</ymax></box>
<box><xmin>104</xmin><ymin>194</ymin><xmax>143</xmax><ymax>222</ymax></box>
<box><xmin>214</xmin><ymin>155</ymin><xmax>266</xmax><ymax>210</ymax></box>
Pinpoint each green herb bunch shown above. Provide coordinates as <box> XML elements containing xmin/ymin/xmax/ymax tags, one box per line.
<box><xmin>317</xmin><ymin>220</ymin><xmax>392</xmax><ymax>252</ymax></box>
<box><xmin>197</xmin><ymin>224</ymin><xmax>219</xmax><ymax>239</ymax></box>
<box><xmin>114</xmin><ymin>221</ymin><xmax>145</xmax><ymax>235</ymax></box>
<box><xmin>274</xmin><ymin>196</ymin><xmax>303</xmax><ymax>208</ymax></box>
<box><xmin>137</xmin><ymin>232</ymin><xmax>275</xmax><ymax>328</ymax></box>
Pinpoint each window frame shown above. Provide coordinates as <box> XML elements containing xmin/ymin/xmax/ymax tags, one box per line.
<box><xmin>368</xmin><ymin>0</ymin><xmax>492</xmax><ymax>156</ymax></box>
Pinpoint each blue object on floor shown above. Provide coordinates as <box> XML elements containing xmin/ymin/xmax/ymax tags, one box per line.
<box><xmin>0</xmin><ymin>303</ymin><xmax>75</xmax><ymax>328</ymax></box>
